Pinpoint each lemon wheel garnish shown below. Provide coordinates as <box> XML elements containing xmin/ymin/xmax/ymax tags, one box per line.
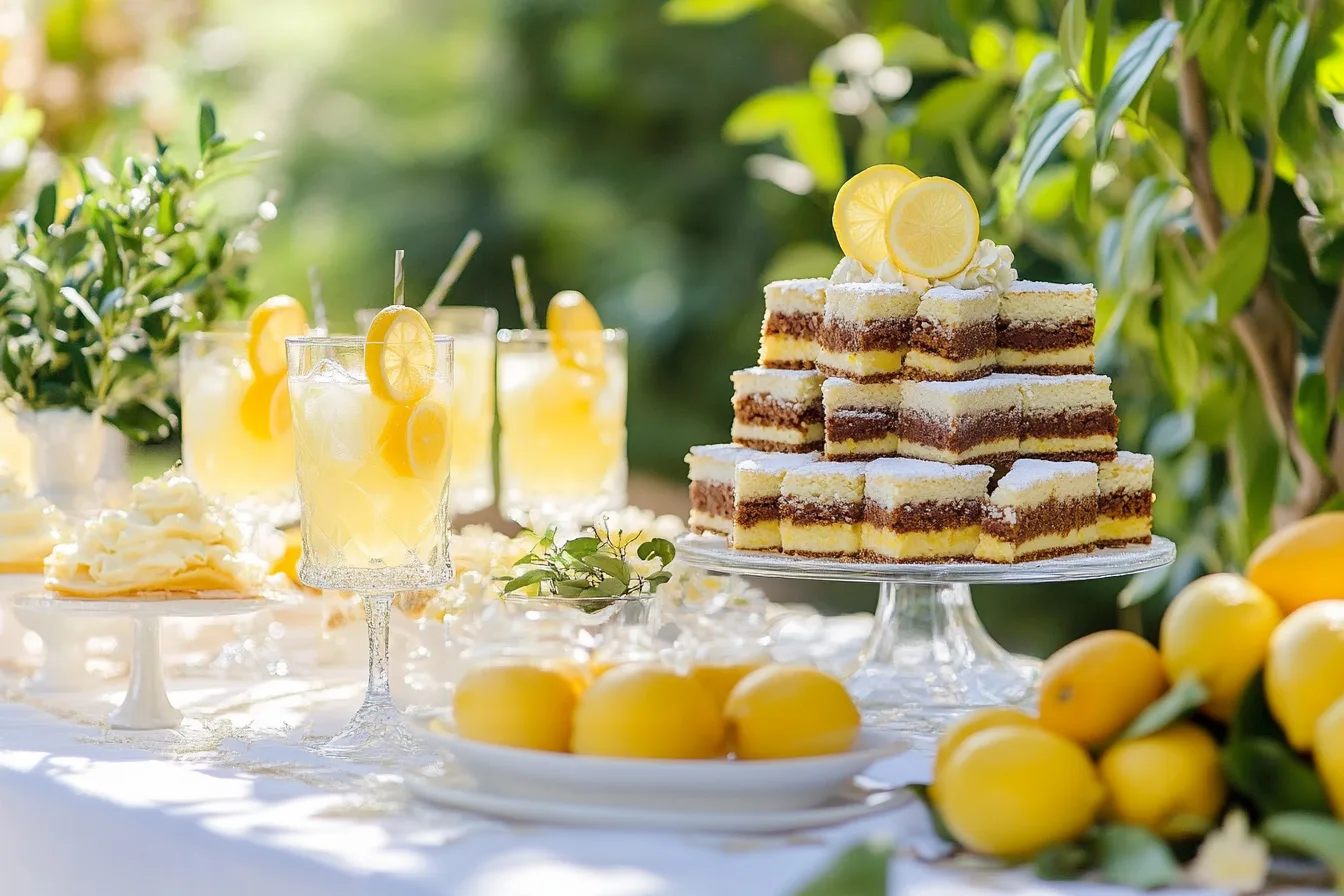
<box><xmin>246</xmin><ymin>295</ymin><xmax>308</xmax><ymax>378</ymax></box>
<box><xmin>364</xmin><ymin>305</ymin><xmax>437</xmax><ymax>404</ymax></box>
<box><xmin>884</xmin><ymin>176</ymin><xmax>980</xmax><ymax>279</ymax></box>
<box><xmin>832</xmin><ymin>164</ymin><xmax>918</xmax><ymax>271</ymax></box>
<box><xmin>379</xmin><ymin>397</ymin><xmax>451</xmax><ymax>479</ymax></box>
<box><xmin>546</xmin><ymin>290</ymin><xmax>605</xmax><ymax>372</ymax></box>
<box><xmin>239</xmin><ymin>375</ymin><xmax>291</xmax><ymax>440</ymax></box>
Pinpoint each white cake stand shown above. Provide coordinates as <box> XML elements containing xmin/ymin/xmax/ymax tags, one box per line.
<box><xmin>13</xmin><ymin>595</ymin><xmax>267</xmax><ymax>729</ymax></box>
<box><xmin>675</xmin><ymin>534</ymin><xmax>1176</xmax><ymax>736</ymax></box>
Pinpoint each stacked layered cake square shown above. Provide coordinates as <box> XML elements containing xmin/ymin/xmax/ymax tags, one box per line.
<box><xmin>685</xmin><ymin>263</ymin><xmax>1155</xmax><ymax>564</ymax></box>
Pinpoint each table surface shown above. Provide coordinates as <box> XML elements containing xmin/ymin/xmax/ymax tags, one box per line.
<box><xmin>0</xmin><ymin>625</ymin><xmax>1329</xmax><ymax>896</ymax></box>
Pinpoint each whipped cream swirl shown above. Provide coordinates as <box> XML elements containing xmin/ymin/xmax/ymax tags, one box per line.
<box><xmin>830</xmin><ymin>239</ymin><xmax>1017</xmax><ymax>294</ymax></box>
<box><xmin>0</xmin><ymin>465</ymin><xmax>67</xmax><ymax>566</ymax></box>
<box><xmin>830</xmin><ymin>257</ymin><xmax>930</xmax><ymax>293</ymax></box>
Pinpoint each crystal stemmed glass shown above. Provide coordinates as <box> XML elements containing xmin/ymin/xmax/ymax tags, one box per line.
<box><xmin>286</xmin><ymin>333</ymin><xmax>454</xmax><ymax>760</ymax></box>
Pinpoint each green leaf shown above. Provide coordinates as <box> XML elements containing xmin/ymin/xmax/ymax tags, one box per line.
<box><xmin>661</xmin><ymin>0</ymin><xmax>770</xmax><ymax>23</ymax></box>
<box><xmin>916</xmin><ymin>77</ymin><xmax>1002</xmax><ymax>138</ymax></box>
<box><xmin>1094</xmin><ymin>19</ymin><xmax>1181</xmax><ymax>157</ymax></box>
<box><xmin>1209</xmin><ymin>128</ymin><xmax>1255</xmax><ymax>216</ymax></box>
<box><xmin>1266</xmin><ymin>19</ymin><xmax>1309</xmax><ymax>116</ymax></box>
<box><xmin>589</xmin><ymin>576</ymin><xmax>628</xmax><ymax>597</ymax></box>
<box><xmin>1262</xmin><ymin>814</ymin><xmax>1344</xmax><ymax>879</ymax></box>
<box><xmin>198</xmin><ymin>100</ymin><xmax>218</xmax><ymax>155</ymax></box>
<box><xmin>1015</xmin><ymin>50</ymin><xmax>1066</xmax><ymax>112</ymax></box>
<box><xmin>1157</xmin><ymin>244</ymin><xmax>1201</xmax><ymax>405</ymax></box>
<box><xmin>1118</xmin><ymin>673</ymin><xmax>1209</xmax><ymax>741</ymax></box>
<box><xmin>878</xmin><ymin>25</ymin><xmax>965</xmax><ymax>73</ymax></box>
<box><xmin>1118</xmin><ymin>566</ymin><xmax>1170</xmax><ymax>608</ymax></box>
<box><xmin>1120</xmin><ymin>177</ymin><xmax>1176</xmax><ymax>294</ymax></box>
<box><xmin>1088</xmin><ymin>0</ymin><xmax>1114</xmax><ymax>94</ymax></box>
<box><xmin>502</xmin><ymin>568</ymin><xmax>554</xmax><ymax>593</ymax></box>
<box><xmin>33</xmin><ymin>182</ymin><xmax>56</xmax><ymax>233</ymax></box>
<box><xmin>791</xmin><ymin>841</ymin><xmax>889</xmax><ymax>896</ymax></box>
<box><xmin>1017</xmin><ymin>98</ymin><xmax>1083</xmax><ymax>200</ymax></box>
<box><xmin>1183</xmin><ymin>0</ymin><xmax>1225</xmax><ymax>57</ymax></box>
<box><xmin>644</xmin><ymin>571</ymin><xmax>673</xmax><ymax>588</ymax></box>
<box><xmin>1295</xmin><ymin>372</ymin><xmax>1332</xmax><ymax>472</ymax></box>
<box><xmin>636</xmin><ymin>537</ymin><xmax>677</xmax><ymax>566</ymax></box>
<box><xmin>1033</xmin><ymin>841</ymin><xmax>1094</xmax><ymax>880</ymax></box>
<box><xmin>908</xmin><ymin>784</ymin><xmax>958</xmax><ymax>844</ymax></box>
<box><xmin>1058</xmin><ymin>0</ymin><xmax>1087</xmax><ymax>75</ymax></box>
<box><xmin>724</xmin><ymin>87</ymin><xmax>844</xmax><ymax>190</ymax></box>
<box><xmin>583</xmin><ymin>553</ymin><xmax>631</xmax><ymax>585</ymax></box>
<box><xmin>1223</xmin><ymin>738</ymin><xmax>1333</xmax><ymax>816</ymax></box>
<box><xmin>1094</xmin><ymin>825</ymin><xmax>1180</xmax><ymax>890</ymax></box>
<box><xmin>560</xmin><ymin>536</ymin><xmax>602</xmax><ymax>559</ymax></box>
<box><xmin>1203</xmin><ymin>213</ymin><xmax>1269</xmax><ymax>322</ymax></box>
<box><xmin>1229</xmin><ymin>669</ymin><xmax>1285</xmax><ymax>743</ymax></box>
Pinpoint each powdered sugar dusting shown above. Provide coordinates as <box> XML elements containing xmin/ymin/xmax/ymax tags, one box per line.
<box><xmin>738</xmin><ymin>453</ymin><xmax>821</xmax><ymax>474</ymax></box>
<box><xmin>998</xmin><ymin>458</ymin><xmax>1097</xmax><ymax>490</ymax></box>
<box><xmin>867</xmin><ymin>457</ymin><xmax>993</xmax><ymax>482</ymax></box>
<box><xmin>1006</xmin><ymin>280</ymin><xmax>1097</xmax><ymax>296</ymax></box>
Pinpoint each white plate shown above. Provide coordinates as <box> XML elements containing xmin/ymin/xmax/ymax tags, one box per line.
<box><xmin>410</xmin><ymin>712</ymin><xmax>910</xmax><ymax>813</ymax></box>
<box><xmin>406</xmin><ymin>769</ymin><xmax>914</xmax><ymax>832</ymax></box>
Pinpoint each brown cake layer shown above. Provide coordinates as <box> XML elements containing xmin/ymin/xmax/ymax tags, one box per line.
<box><xmin>1000</xmin><ymin>363</ymin><xmax>1094</xmax><ymax>375</ymax></box>
<box><xmin>902</xmin><ymin>367</ymin><xmax>994</xmax><ymax>382</ymax></box>
<box><xmin>817</xmin><ymin>318</ymin><xmax>913</xmax><ymax>353</ymax></box>
<box><xmin>1023</xmin><ymin>409</ymin><xmax>1119</xmax><ymax>439</ymax></box>
<box><xmin>763</xmin><ymin>311</ymin><xmax>823</xmax><ymax>340</ymax></box>
<box><xmin>689</xmin><ymin>481</ymin><xmax>733</xmax><ymax>521</ymax></box>
<box><xmin>981</xmin><ymin>495</ymin><xmax>1098</xmax><ymax>544</ymax></box>
<box><xmin>899</xmin><ymin>408</ymin><xmax>1020</xmax><ymax>454</ymax></box>
<box><xmin>856</xmin><ymin>550</ymin><xmax>970</xmax><ymax>564</ymax></box>
<box><xmin>734</xmin><ymin>438</ymin><xmax>824</xmax><ymax>453</ymax></box>
<box><xmin>1097</xmin><ymin>535</ymin><xmax>1153</xmax><ymax>548</ymax></box>
<box><xmin>781</xmin><ymin>499</ymin><xmax>863</xmax><ymax>525</ymax></box>
<box><xmin>997</xmin><ymin>319</ymin><xmax>1094</xmax><ymax>352</ymax></box>
<box><xmin>826</xmin><ymin>409</ymin><xmax>900</xmax><ymax>444</ymax></box>
<box><xmin>734</xmin><ymin>497</ymin><xmax>780</xmax><ymax>526</ymax></box>
<box><xmin>1100</xmin><ymin>490</ymin><xmax>1153</xmax><ymax>519</ymax></box>
<box><xmin>814</xmin><ymin>365</ymin><xmax>904</xmax><ymax>383</ymax></box>
<box><xmin>734</xmin><ymin>394</ymin><xmax>822</xmax><ymax>429</ymax></box>
<box><xmin>785</xmin><ymin>549</ymin><xmax>851</xmax><ymax>559</ymax></box>
<box><xmin>864</xmin><ymin>498</ymin><xmax>982</xmax><ymax>533</ymax></box>
<box><xmin>910</xmin><ymin>319</ymin><xmax>997</xmax><ymax>361</ymax></box>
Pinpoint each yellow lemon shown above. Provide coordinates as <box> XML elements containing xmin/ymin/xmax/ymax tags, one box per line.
<box><xmin>689</xmin><ymin>662</ymin><xmax>766</xmax><ymax>712</ymax></box>
<box><xmin>832</xmin><ymin>164</ymin><xmax>918</xmax><ymax>271</ymax></box>
<box><xmin>270</xmin><ymin>528</ymin><xmax>303</xmax><ymax>586</ymax></box>
<box><xmin>246</xmin><ymin>294</ymin><xmax>308</xmax><ymax>378</ymax></box>
<box><xmin>1247</xmin><ymin>513</ymin><xmax>1344</xmax><ymax>615</ymax></box>
<box><xmin>1097</xmin><ymin>722</ymin><xmax>1226</xmax><ymax>838</ymax></box>
<box><xmin>1159</xmin><ymin>573</ymin><xmax>1282</xmax><ymax>721</ymax></box>
<box><xmin>1038</xmin><ymin>630</ymin><xmax>1167</xmax><ymax>748</ymax></box>
<box><xmin>364</xmin><ymin>305</ymin><xmax>436</xmax><ymax>404</ymax></box>
<box><xmin>546</xmin><ymin>290</ymin><xmax>606</xmax><ymax>373</ymax></box>
<box><xmin>724</xmin><ymin>665</ymin><xmax>859</xmax><ymax>760</ymax></box>
<box><xmin>378</xmin><ymin>398</ymin><xmax>451</xmax><ymax>479</ymax></box>
<box><xmin>884</xmin><ymin>176</ymin><xmax>979</xmax><ymax>279</ymax></box>
<box><xmin>1313</xmin><ymin>695</ymin><xmax>1344</xmax><ymax>817</ymax></box>
<box><xmin>571</xmin><ymin>664</ymin><xmax>724</xmax><ymax>759</ymax></box>
<box><xmin>1266</xmin><ymin>600</ymin><xmax>1344</xmax><ymax>751</ymax></box>
<box><xmin>238</xmin><ymin>373</ymin><xmax>291</xmax><ymax>441</ymax></box>
<box><xmin>933</xmin><ymin>707</ymin><xmax>1040</xmax><ymax>781</ymax></box>
<box><xmin>935</xmin><ymin>726</ymin><xmax>1103</xmax><ymax>858</ymax></box>
<box><xmin>453</xmin><ymin>664</ymin><xmax>578</xmax><ymax>752</ymax></box>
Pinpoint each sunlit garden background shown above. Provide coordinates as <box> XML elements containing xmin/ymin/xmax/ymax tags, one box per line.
<box><xmin>3</xmin><ymin>0</ymin><xmax>1343</xmax><ymax>656</ymax></box>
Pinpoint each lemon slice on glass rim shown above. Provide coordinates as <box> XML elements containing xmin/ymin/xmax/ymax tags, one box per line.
<box><xmin>547</xmin><ymin>290</ymin><xmax>606</xmax><ymax>373</ymax></box>
<box><xmin>832</xmin><ymin>164</ymin><xmax>918</xmax><ymax>272</ymax></box>
<box><xmin>884</xmin><ymin>176</ymin><xmax>980</xmax><ymax>280</ymax></box>
<box><xmin>247</xmin><ymin>295</ymin><xmax>308</xmax><ymax>378</ymax></box>
<box><xmin>379</xmin><ymin>397</ymin><xmax>451</xmax><ymax>479</ymax></box>
<box><xmin>364</xmin><ymin>305</ymin><xmax>437</xmax><ymax>404</ymax></box>
<box><xmin>239</xmin><ymin>375</ymin><xmax>291</xmax><ymax>440</ymax></box>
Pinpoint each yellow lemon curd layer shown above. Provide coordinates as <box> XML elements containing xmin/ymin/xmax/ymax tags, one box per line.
<box><xmin>826</xmin><ymin>434</ymin><xmax>900</xmax><ymax>458</ymax></box>
<box><xmin>899</xmin><ymin>437</ymin><xmax>1019</xmax><ymax>465</ymax></box>
<box><xmin>780</xmin><ymin>520</ymin><xmax>861</xmax><ymax>555</ymax></box>
<box><xmin>902</xmin><ymin>350</ymin><xmax>995</xmax><ymax>376</ymax></box>
<box><xmin>759</xmin><ymin>334</ymin><xmax>817</xmax><ymax>366</ymax></box>
<box><xmin>1020</xmin><ymin>434</ymin><xmax>1117</xmax><ymax>454</ymax></box>
<box><xmin>1098</xmin><ymin>515</ymin><xmax>1151</xmax><ymax>542</ymax></box>
<box><xmin>974</xmin><ymin>526</ymin><xmax>1097</xmax><ymax>563</ymax></box>
<box><xmin>815</xmin><ymin>348</ymin><xmax>906</xmax><ymax>378</ymax></box>
<box><xmin>731</xmin><ymin>520</ymin><xmax>781</xmax><ymax>550</ymax></box>
<box><xmin>731</xmin><ymin>422</ymin><xmax>824</xmax><ymax>445</ymax></box>
<box><xmin>689</xmin><ymin>510</ymin><xmax>733</xmax><ymax>536</ymax></box>
<box><xmin>860</xmin><ymin>524</ymin><xmax>981</xmax><ymax>560</ymax></box>
<box><xmin>997</xmin><ymin>345</ymin><xmax>1095</xmax><ymax>369</ymax></box>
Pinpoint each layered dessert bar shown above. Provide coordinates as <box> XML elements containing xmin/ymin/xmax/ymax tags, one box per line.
<box><xmin>1001</xmin><ymin>373</ymin><xmax>1118</xmax><ymax>462</ymax></box>
<box><xmin>822</xmin><ymin>377</ymin><xmax>901</xmax><ymax>460</ymax></box>
<box><xmin>686</xmin><ymin>443</ymin><xmax>759</xmax><ymax>536</ymax></box>
<box><xmin>0</xmin><ymin>465</ymin><xmax>68</xmax><ymax>574</ymax></box>
<box><xmin>759</xmin><ymin>278</ymin><xmax>828</xmax><ymax>370</ymax></box>
<box><xmin>730</xmin><ymin>366</ymin><xmax>824</xmax><ymax>452</ymax></box>
<box><xmin>898</xmin><ymin>377</ymin><xmax>1021</xmax><ymax>473</ymax></box>
<box><xmin>731</xmin><ymin>452</ymin><xmax>820</xmax><ymax>550</ymax></box>
<box><xmin>1098</xmin><ymin>451</ymin><xmax>1155</xmax><ymax>546</ymax></box>
<box><xmin>997</xmin><ymin>281</ymin><xmax>1096</xmax><ymax>374</ymax></box>
<box><xmin>778</xmin><ymin>461</ymin><xmax>867</xmax><ymax>558</ymax></box>
<box><xmin>815</xmin><ymin>281</ymin><xmax>921</xmax><ymax>383</ymax></box>
<box><xmin>903</xmin><ymin>285</ymin><xmax>999</xmax><ymax>381</ymax></box>
<box><xmin>860</xmin><ymin>458</ymin><xmax>993</xmax><ymax>563</ymax></box>
<box><xmin>975</xmin><ymin>459</ymin><xmax>1099</xmax><ymax>562</ymax></box>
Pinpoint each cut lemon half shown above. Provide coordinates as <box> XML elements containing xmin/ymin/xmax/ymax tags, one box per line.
<box><xmin>240</xmin><ymin>375</ymin><xmax>291</xmax><ymax>440</ymax></box>
<box><xmin>885</xmin><ymin>176</ymin><xmax>980</xmax><ymax>279</ymax></box>
<box><xmin>547</xmin><ymin>290</ymin><xmax>606</xmax><ymax>372</ymax></box>
<box><xmin>247</xmin><ymin>295</ymin><xmax>308</xmax><ymax>378</ymax></box>
<box><xmin>832</xmin><ymin>164</ymin><xmax>918</xmax><ymax>271</ymax></box>
<box><xmin>364</xmin><ymin>305</ymin><xmax>437</xmax><ymax>404</ymax></box>
<box><xmin>379</xmin><ymin>398</ymin><xmax>451</xmax><ymax>479</ymax></box>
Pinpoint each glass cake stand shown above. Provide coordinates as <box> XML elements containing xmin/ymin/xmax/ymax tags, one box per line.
<box><xmin>674</xmin><ymin>534</ymin><xmax>1176</xmax><ymax>737</ymax></box>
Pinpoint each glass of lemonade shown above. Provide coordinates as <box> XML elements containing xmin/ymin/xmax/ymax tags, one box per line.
<box><xmin>496</xmin><ymin>328</ymin><xmax>627</xmax><ymax>531</ymax></box>
<box><xmin>356</xmin><ymin>306</ymin><xmax>497</xmax><ymax>515</ymax></box>
<box><xmin>287</xmin><ymin>329</ymin><xmax>454</xmax><ymax>759</ymax></box>
<box><xmin>180</xmin><ymin>328</ymin><xmax>299</xmax><ymax>526</ymax></box>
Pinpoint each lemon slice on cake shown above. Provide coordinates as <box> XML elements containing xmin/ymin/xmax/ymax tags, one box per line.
<box><xmin>885</xmin><ymin>176</ymin><xmax>980</xmax><ymax>279</ymax></box>
<box><xmin>547</xmin><ymin>290</ymin><xmax>605</xmax><ymax>373</ymax></box>
<box><xmin>379</xmin><ymin>397</ymin><xmax>451</xmax><ymax>479</ymax></box>
<box><xmin>832</xmin><ymin>164</ymin><xmax>918</xmax><ymax>271</ymax></box>
<box><xmin>247</xmin><ymin>295</ymin><xmax>308</xmax><ymax>378</ymax></box>
<box><xmin>364</xmin><ymin>305</ymin><xmax>437</xmax><ymax>404</ymax></box>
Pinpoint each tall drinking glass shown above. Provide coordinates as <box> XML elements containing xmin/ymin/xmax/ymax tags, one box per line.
<box><xmin>496</xmin><ymin>328</ymin><xmax>627</xmax><ymax>532</ymax></box>
<box><xmin>287</xmin><ymin>334</ymin><xmax>454</xmax><ymax>759</ymax></box>
<box><xmin>356</xmin><ymin>306</ymin><xmax>497</xmax><ymax>515</ymax></box>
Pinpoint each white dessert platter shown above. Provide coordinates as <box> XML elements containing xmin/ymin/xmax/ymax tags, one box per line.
<box><xmin>409</xmin><ymin>711</ymin><xmax>909</xmax><ymax>816</ymax></box>
<box><xmin>13</xmin><ymin>593</ymin><xmax>268</xmax><ymax>729</ymax></box>
<box><xmin>676</xmin><ymin>533</ymin><xmax>1177</xmax><ymax>736</ymax></box>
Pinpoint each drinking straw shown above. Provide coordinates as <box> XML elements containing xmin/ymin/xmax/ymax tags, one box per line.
<box><xmin>511</xmin><ymin>255</ymin><xmax>539</xmax><ymax>330</ymax></box>
<box><xmin>423</xmin><ymin>229</ymin><xmax>482</xmax><ymax>312</ymax></box>
<box><xmin>393</xmin><ymin>249</ymin><xmax>405</xmax><ymax>306</ymax></box>
<box><xmin>307</xmin><ymin>265</ymin><xmax>328</xmax><ymax>333</ymax></box>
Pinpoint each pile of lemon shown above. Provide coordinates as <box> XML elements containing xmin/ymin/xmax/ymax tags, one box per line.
<box><xmin>453</xmin><ymin>662</ymin><xmax>861</xmax><ymax>761</ymax></box>
<box><xmin>928</xmin><ymin>512</ymin><xmax>1344</xmax><ymax>860</ymax></box>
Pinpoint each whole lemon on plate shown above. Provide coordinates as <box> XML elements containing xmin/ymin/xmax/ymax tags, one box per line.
<box><xmin>1313</xmin><ymin>695</ymin><xmax>1344</xmax><ymax>817</ymax></box>
<box><xmin>724</xmin><ymin>665</ymin><xmax>859</xmax><ymax>760</ymax></box>
<box><xmin>1037</xmin><ymin>630</ymin><xmax>1167</xmax><ymax>748</ymax></box>
<box><xmin>1247</xmin><ymin>512</ymin><xmax>1344</xmax><ymax>614</ymax></box>
<box><xmin>571</xmin><ymin>664</ymin><xmax>724</xmax><ymax>759</ymax></box>
<box><xmin>453</xmin><ymin>664</ymin><xmax>578</xmax><ymax>752</ymax></box>
<box><xmin>1266</xmin><ymin>600</ymin><xmax>1344</xmax><ymax>751</ymax></box>
<box><xmin>935</xmin><ymin>726</ymin><xmax>1103</xmax><ymax>858</ymax></box>
<box><xmin>1159</xmin><ymin>573</ymin><xmax>1282</xmax><ymax>721</ymax></box>
<box><xmin>930</xmin><ymin>707</ymin><xmax>1039</xmax><ymax>807</ymax></box>
<box><xmin>1097</xmin><ymin>722</ymin><xmax>1226</xmax><ymax>839</ymax></box>
<box><xmin>689</xmin><ymin>661</ymin><xmax>766</xmax><ymax>712</ymax></box>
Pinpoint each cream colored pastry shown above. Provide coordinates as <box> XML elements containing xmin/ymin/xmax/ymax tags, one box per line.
<box><xmin>861</xmin><ymin>458</ymin><xmax>992</xmax><ymax>562</ymax></box>
<box><xmin>44</xmin><ymin>470</ymin><xmax>268</xmax><ymax>598</ymax></box>
<box><xmin>937</xmin><ymin>240</ymin><xmax>1017</xmax><ymax>292</ymax></box>
<box><xmin>778</xmin><ymin>461</ymin><xmax>866</xmax><ymax>557</ymax></box>
<box><xmin>0</xmin><ymin>464</ymin><xmax>68</xmax><ymax>573</ymax></box>
<box><xmin>975</xmin><ymin>459</ymin><xmax>1099</xmax><ymax>562</ymax></box>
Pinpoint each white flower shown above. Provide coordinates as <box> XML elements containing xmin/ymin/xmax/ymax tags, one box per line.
<box><xmin>936</xmin><ymin>239</ymin><xmax>1017</xmax><ymax>292</ymax></box>
<box><xmin>830</xmin><ymin>256</ymin><xmax>871</xmax><ymax>284</ymax></box>
<box><xmin>873</xmin><ymin>257</ymin><xmax>930</xmax><ymax>293</ymax></box>
<box><xmin>1187</xmin><ymin>810</ymin><xmax>1269</xmax><ymax>894</ymax></box>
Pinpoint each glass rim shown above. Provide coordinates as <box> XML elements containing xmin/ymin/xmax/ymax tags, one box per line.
<box><xmin>496</xmin><ymin>328</ymin><xmax>626</xmax><ymax>344</ymax></box>
<box><xmin>285</xmin><ymin>334</ymin><xmax>455</xmax><ymax>347</ymax></box>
